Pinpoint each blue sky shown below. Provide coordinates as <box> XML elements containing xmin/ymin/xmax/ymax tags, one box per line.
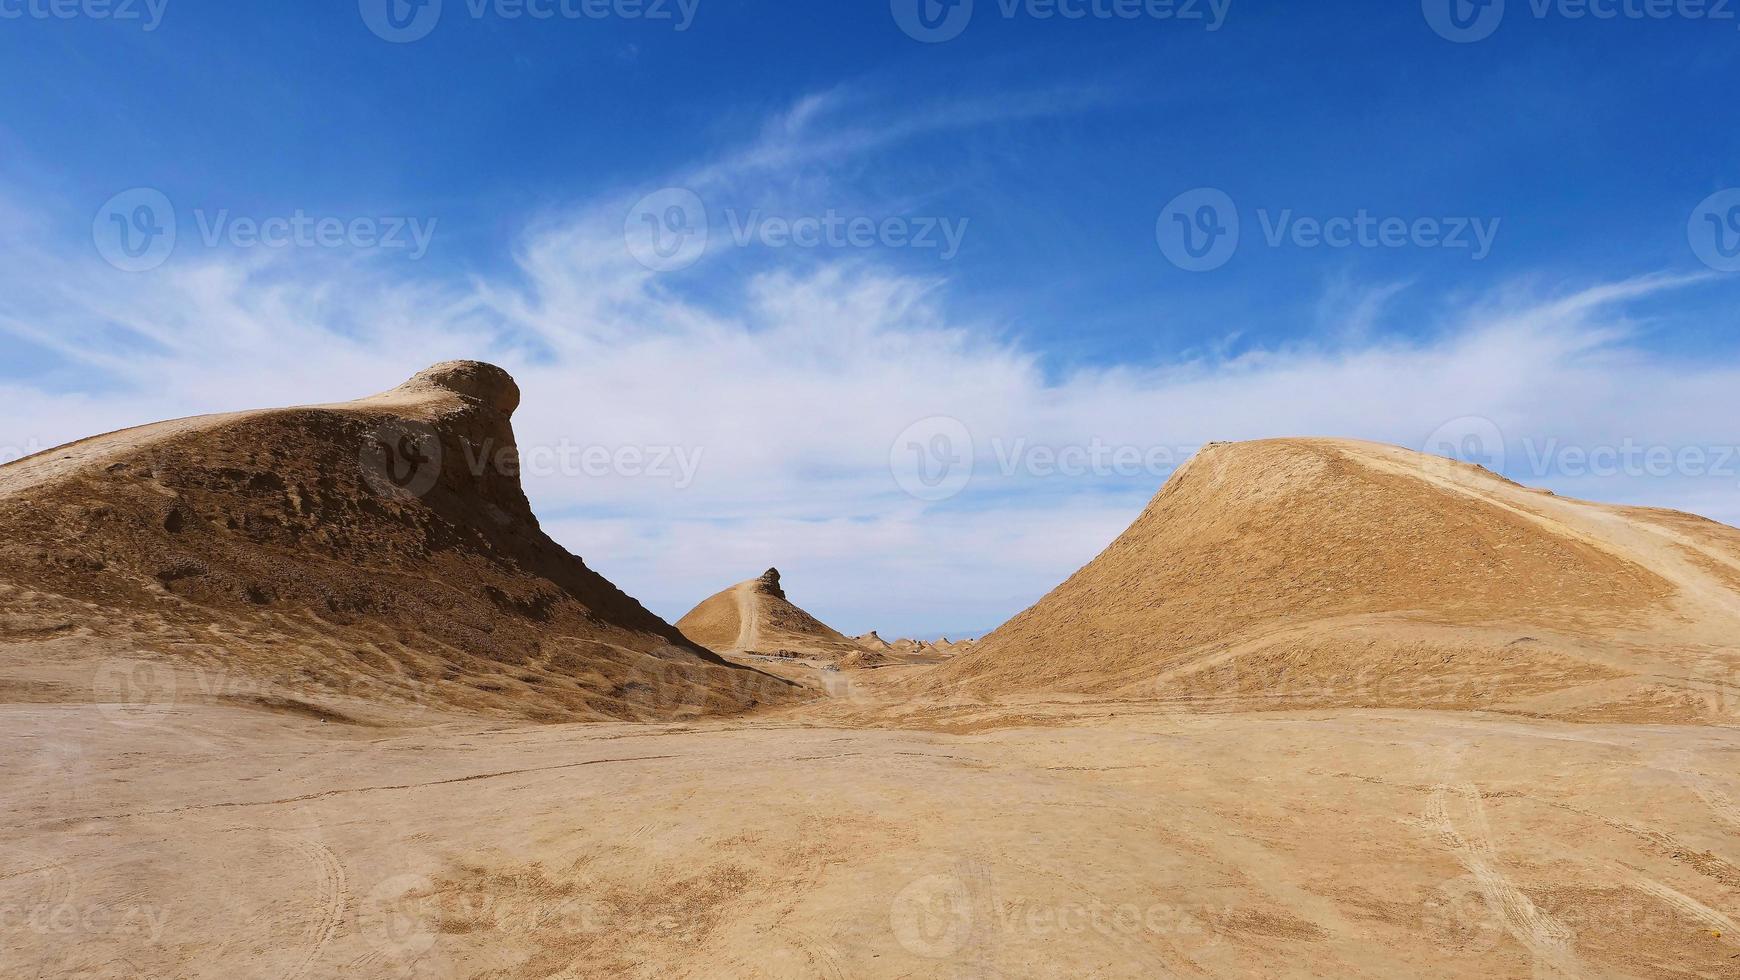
<box><xmin>2</xmin><ymin>1</ymin><xmax>1739</xmax><ymax>635</ymax></box>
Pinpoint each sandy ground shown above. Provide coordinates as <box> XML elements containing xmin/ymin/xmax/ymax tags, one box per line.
<box><xmin>5</xmin><ymin>664</ymin><xmax>1737</xmax><ymax>979</ymax></box>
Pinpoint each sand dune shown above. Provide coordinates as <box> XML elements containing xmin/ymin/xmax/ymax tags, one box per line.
<box><xmin>0</xmin><ymin>362</ymin><xmax>792</xmax><ymax>724</ymax></box>
<box><xmin>927</xmin><ymin>438</ymin><xmax>1740</xmax><ymax>723</ymax></box>
<box><xmin>677</xmin><ymin>568</ymin><xmax>864</xmax><ymax>662</ymax></box>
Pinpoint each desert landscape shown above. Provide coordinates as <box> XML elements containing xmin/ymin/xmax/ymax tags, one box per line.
<box><xmin>2</xmin><ymin>362</ymin><xmax>1736</xmax><ymax>979</ymax></box>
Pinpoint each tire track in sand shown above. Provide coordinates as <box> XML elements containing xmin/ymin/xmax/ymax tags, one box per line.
<box><xmin>1426</xmin><ymin>781</ymin><xmax>1587</xmax><ymax>978</ymax></box>
<box><xmin>272</xmin><ymin>833</ymin><xmax>345</xmax><ymax>980</ymax></box>
<box><xmin>202</xmin><ymin>827</ymin><xmax>346</xmax><ymax>980</ymax></box>
<box><xmin>1662</xmin><ymin>751</ymin><xmax>1740</xmax><ymax>835</ymax></box>
<box><xmin>732</xmin><ymin>581</ymin><xmax>761</xmax><ymax>652</ymax></box>
<box><xmin>1621</xmin><ymin>871</ymin><xmax>1737</xmax><ymax>936</ymax></box>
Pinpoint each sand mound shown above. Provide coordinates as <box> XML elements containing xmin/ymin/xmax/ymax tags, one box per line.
<box><xmin>925</xmin><ymin>438</ymin><xmax>1740</xmax><ymax>722</ymax></box>
<box><xmin>838</xmin><ymin>649</ymin><xmax>893</xmax><ymax>669</ymax></box>
<box><xmin>853</xmin><ymin>630</ymin><xmax>891</xmax><ymax>651</ymax></box>
<box><xmin>677</xmin><ymin>568</ymin><xmax>863</xmax><ymax>660</ymax></box>
<box><xmin>0</xmin><ymin>362</ymin><xmax>793</xmax><ymax>723</ymax></box>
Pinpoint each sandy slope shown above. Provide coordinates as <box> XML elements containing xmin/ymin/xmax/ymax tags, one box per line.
<box><xmin>926</xmin><ymin>439</ymin><xmax>1740</xmax><ymax>725</ymax></box>
<box><xmin>677</xmin><ymin>569</ymin><xmax>865</xmax><ymax>662</ymax></box>
<box><xmin>853</xmin><ymin>631</ymin><xmax>891</xmax><ymax>652</ymax></box>
<box><xmin>0</xmin><ymin>362</ymin><xmax>792</xmax><ymax>723</ymax></box>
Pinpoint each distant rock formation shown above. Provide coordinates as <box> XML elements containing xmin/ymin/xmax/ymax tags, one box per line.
<box><xmin>677</xmin><ymin>568</ymin><xmax>863</xmax><ymax>661</ymax></box>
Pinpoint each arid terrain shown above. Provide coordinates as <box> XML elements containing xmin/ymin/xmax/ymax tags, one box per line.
<box><xmin>2</xmin><ymin>365</ymin><xmax>1736</xmax><ymax>979</ymax></box>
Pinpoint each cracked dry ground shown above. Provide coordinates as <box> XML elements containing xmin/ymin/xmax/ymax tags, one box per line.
<box><xmin>4</xmin><ymin>664</ymin><xmax>1737</xmax><ymax>980</ymax></box>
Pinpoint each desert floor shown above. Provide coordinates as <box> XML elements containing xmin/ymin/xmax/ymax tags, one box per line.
<box><xmin>5</xmin><ymin>661</ymin><xmax>1738</xmax><ymax>980</ymax></box>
